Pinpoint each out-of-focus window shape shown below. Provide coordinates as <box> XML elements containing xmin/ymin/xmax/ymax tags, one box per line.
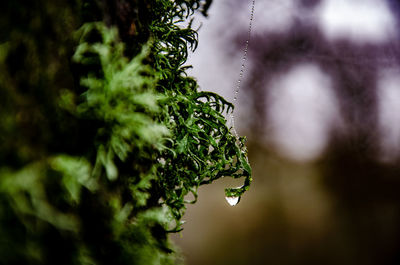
<box><xmin>267</xmin><ymin>63</ymin><xmax>339</xmax><ymax>162</ymax></box>
<box><xmin>252</xmin><ymin>0</ymin><xmax>297</xmax><ymax>34</ymax></box>
<box><xmin>377</xmin><ymin>68</ymin><xmax>400</xmax><ymax>162</ymax></box>
<box><xmin>177</xmin><ymin>1</ymin><xmax>400</xmax><ymax>265</ymax></box>
<box><xmin>317</xmin><ymin>0</ymin><xmax>397</xmax><ymax>44</ymax></box>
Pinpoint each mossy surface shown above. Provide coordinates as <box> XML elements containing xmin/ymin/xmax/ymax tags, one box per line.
<box><xmin>0</xmin><ymin>1</ymin><xmax>251</xmax><ymax>264</ymax></box>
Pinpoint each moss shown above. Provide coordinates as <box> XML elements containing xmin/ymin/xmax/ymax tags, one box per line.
<box><xmin>0</xmin><ymin>1</ymin><xmax>251</xmax><ymax>264</ymax></box>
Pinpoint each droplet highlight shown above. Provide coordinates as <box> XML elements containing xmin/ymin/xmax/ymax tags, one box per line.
<box><xmin>225</xmin><ymin>196</ymin><xmax>241</xmax><ymax>206</ymax></box>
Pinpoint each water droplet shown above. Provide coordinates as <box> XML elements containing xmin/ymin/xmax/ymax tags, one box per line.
<box><xmin>225</xmin><ymin>196</ymin><xmax>241</xmax><ymax>206</ymax></box>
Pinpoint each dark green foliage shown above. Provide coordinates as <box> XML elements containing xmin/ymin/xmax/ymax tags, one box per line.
<box><xmin>147</xmin><ymin>0</ymin><xmax>251</xmax><ymax>225</ymax></box>
<box><xmin>0</xmin><ymin>0</ymin><xmax>251</xmax><ymax>264</ymax></box>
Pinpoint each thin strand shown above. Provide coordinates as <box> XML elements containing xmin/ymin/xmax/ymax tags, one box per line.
<box><xmin>230</xmin><ymin>0</ymin><xmax>255</xmax><ymax>138</ymax></box>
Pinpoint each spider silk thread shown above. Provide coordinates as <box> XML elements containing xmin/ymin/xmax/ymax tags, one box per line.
<box><xmin>230</xmin><ymin>0</ymin><xmax>255</xmax><ymax>138</ymax></box>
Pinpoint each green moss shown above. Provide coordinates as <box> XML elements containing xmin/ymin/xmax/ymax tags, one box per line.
<box><xmin>0</xmin><ymin>0</ymin><xmax>251</xmax><ymax>264</ymax></box>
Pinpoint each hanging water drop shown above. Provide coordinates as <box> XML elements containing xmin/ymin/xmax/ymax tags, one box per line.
<box><xmin>225</xmin><ymin>196</ymin><xmax>241</xmax><ymax>206</ymax></box>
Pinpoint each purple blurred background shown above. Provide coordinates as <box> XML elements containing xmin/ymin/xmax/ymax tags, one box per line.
<box><xmin>173</xmin><ymin>1</ymin><xmax>400</xmax><ymax>264</ymax></box>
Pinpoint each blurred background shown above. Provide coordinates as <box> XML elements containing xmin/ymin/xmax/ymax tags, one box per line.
<box><xmin>173</xmin><ymin>0</ymin><xmax>400</xmax><ymax>265</ymax></box>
